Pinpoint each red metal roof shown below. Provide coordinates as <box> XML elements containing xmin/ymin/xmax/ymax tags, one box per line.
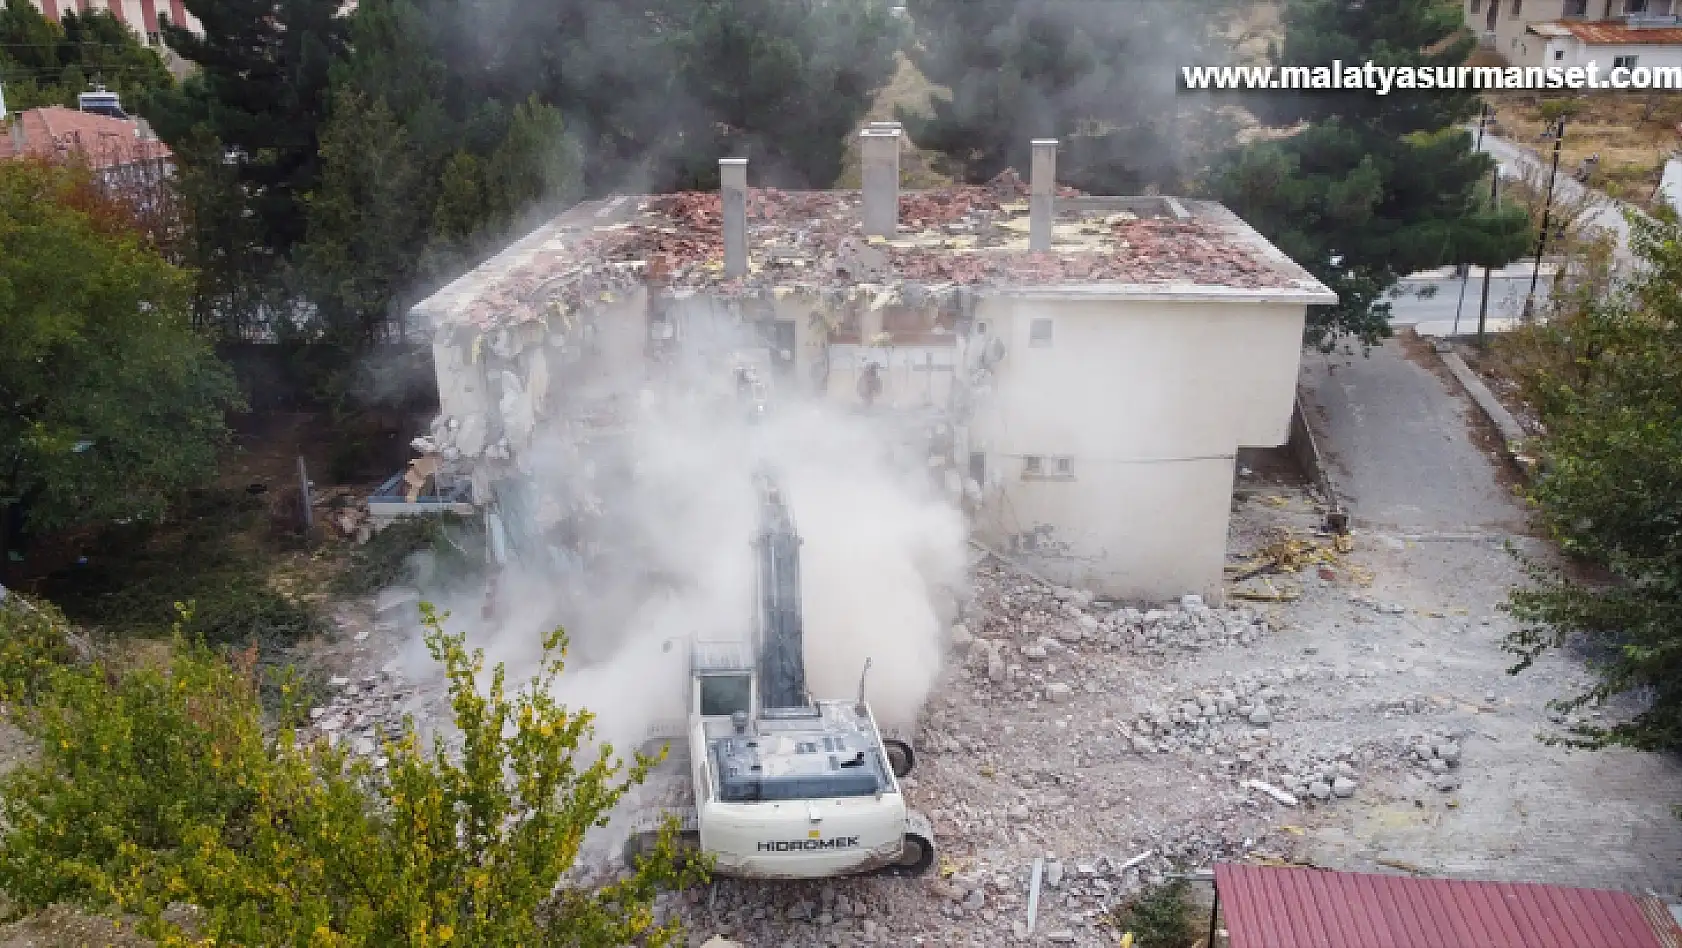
<box><xmin>1215</xmin><ymin>863</ymin><xmax>1667</xmax><ymax>948</ymax></box>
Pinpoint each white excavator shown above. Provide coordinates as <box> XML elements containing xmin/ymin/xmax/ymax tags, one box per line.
<box><xmin>623</xmin><ymin>469</ymin><xmax>936</xmax><ymax>879</ymax></box>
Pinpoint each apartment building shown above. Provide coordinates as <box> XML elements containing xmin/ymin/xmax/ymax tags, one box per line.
<box><xmin>23</xmin><ymin>0</ymin><xmax>203</xmax><ymax>47</ymax></box>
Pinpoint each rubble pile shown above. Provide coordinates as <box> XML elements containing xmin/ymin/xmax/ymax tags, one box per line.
<box><xmin>964</xmin><ymin>565</ymin><xmax>1273</xmax><ymax>659</ymax></box>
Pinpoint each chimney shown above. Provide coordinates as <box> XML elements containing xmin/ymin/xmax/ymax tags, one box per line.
<box><xmin>860</xmin><ymin>126</ymin><xmax>902</xmax><ymax>238</ymax></box>
<box><xmin>1030</xmin><ymin>139</ymin><xmax>1058</xmax><ymax>252</ymax></box>
<box><xmin>720</xmin><ymin>157</ymin><xmax>748</xmax><ymax>278</ymax></box>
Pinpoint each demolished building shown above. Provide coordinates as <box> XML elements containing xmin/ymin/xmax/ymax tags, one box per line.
<box><xmin>405</xmin><ymin>131</ymin><xmax>1337</xmax><ymax>602</ymax></box>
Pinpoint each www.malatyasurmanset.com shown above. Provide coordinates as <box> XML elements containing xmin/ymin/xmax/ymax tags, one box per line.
<box><xmin>1182</xmin><ymin>62</ymin><xmax>1682</xmax><ymax>93</ymax></box>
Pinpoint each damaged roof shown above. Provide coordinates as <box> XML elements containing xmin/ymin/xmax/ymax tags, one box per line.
<box><xmin>410</xmin><ymin>172</ymin><xmax>1336</xmax><ymax>335</ymax></box>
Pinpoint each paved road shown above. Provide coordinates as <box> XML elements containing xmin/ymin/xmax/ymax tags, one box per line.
<box><xmin>1389</xmin><ymin>265</ymin><xmax>1553</xmax><ymax>338</ymax></box>
<box><xmin>1474</xmin><ymin>130</ymin><xmax>1643</xmax><ymax>270</ymax></box>
<box><xmin>1301</xmin><ymin>338</ymin><xmax>1527</xmax><ymax>535</ymax></box>
<box><xmin>1297</xmin><ymin>337</ymin><xmax>1682</xmax><ymax>896</ymax></box>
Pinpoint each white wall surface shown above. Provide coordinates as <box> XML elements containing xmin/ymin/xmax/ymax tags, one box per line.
<box><xmin>965</xmin><ymin>293</ymin><xmax>1307</xmax><ymax>600</ymax></box>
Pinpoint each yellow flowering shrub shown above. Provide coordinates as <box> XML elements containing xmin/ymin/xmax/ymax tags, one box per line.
<box><xmin>0</xmin><ymin>602</ymin><xmax>707</xmax><ymax>944</ymax></box>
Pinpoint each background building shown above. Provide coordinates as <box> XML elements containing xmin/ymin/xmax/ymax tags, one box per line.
<box><xmin>23</xmin><ymin>0</ymin><xmax>203</xmax><ymax>47</ymax></box>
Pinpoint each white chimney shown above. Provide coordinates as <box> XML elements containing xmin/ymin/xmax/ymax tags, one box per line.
<box><xmin>720</xmin><ymin>157</ymin><xmax>748</xmax><ymax>278</ymax></box>
<box><xmin>860</xmin><ymin>126</ymin><xmax>902</xmax><ymax>238</ymax></box>
<box><xmin>1030</xmin><ymin>139</ymin><xmax>1058</xmax><ymax>252</ymax></box>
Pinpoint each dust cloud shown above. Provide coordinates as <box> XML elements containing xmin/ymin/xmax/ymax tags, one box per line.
<box><xmin>392</xmin><ymin>323</ymin><xmax>968</xmax><ymax>758</ymax></box>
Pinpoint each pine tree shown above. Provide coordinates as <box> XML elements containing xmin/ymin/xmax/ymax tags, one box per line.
<box><xmin>1207</xmin><ymin>0</ymin><xmax>1531</xmax><ymax>349</ymax></box>
<box><xmin>145</xmin><ymin>0</ymin><xmax>349</xmax><ymax>260</ymax></box>
<box><xmin>899</xmin><ymin>0</ymin><xmax>1234</xmax><ymax>193</ymax></box>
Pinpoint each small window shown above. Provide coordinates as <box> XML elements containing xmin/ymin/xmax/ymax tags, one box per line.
<box><xmin>1564</xmin><ymin>0</ymin><xmax>1587</xmax><ymax>14</ymax></box>
<box><xmin>1554</xmin><ymin>48</ymin><xmax>1565</xmax><ymax>60</ymax></box>
<box><xmin>968</xmin><ymin>451</ymin><xmax>986</xmax><ymax>484</ymax></box>
<box><xmin>1510</xmin><ymin>0</ymin><xmax>1522</xmax><ymax>13</ymax></box>
<box><xmin>1023</xmin><ymin>456</ymin><xmax>1043</xmax><ymax>476</ymax></box>
<box><xmin>699</xmin><ymin>674</ymin><xmax>751</xmax><ymax>717</ymax></box>
<box><xmin>147</xmin><ymin>31</ymin><xmax>160</xmax><ymax>44</ymax></box>
<box><xmin>1028</xmin><ymin>318</ymin><xmax>1053</xmax><ymax>347</ymax></box>
<box><xmin>1469</xmin><ymin>0</ymin><xmax>1481</xmax><ymax>11</ymax></box>
<box><xmin>1054</xmin><ymin>457</ymin><xmax>1073</xmax><ymax>476</ymax></box>
<box><xmin>1626</xmin><ymin>0</ymin><xmax>1648</xmax><ymax>12</ymax></box>
<box><xmin>975</xmin><ymin>320</ymin><xmax>988</xmax><ymax>334</ymax></box>
<box><xmin>1614</xmin><ymin>54</ymin><xmax>1639</xmax><ymax>69</ymax></box>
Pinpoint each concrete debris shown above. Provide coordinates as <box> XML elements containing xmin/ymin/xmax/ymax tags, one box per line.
<box><xmin>1243</xmin><ymin>780</ymin><xmax>1299</xmax><ymax>807</ymax></box>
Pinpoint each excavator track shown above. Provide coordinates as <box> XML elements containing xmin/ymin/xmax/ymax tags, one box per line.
<box><xmin>621</xmin><ymin>807</ymin><xmax>937</xmax><ymax>878</ymax></box>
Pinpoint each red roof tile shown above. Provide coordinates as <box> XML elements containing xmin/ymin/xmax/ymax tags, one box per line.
<box><xmin>1215</xmin><ymin>863</ymin><xmax>1667</xmax><ymax>948</ymax></box>
<box><xmin>1556</xmin><ymin>19</ymin><xmax>1682</xmax><ymax>44</ymax></box>
<box><xmin>1</xmin><ymin>106</ymin><xmax>171</xmax><ymax>170</ymax></box>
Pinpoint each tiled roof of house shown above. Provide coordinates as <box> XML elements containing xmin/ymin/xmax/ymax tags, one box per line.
<box><xmin>410</xmin><ymin>175</ymin><xmax>1338</xmax><ymax>334</ymax></box>
<box><xmin>0</xmin><ymin>106</ymin><xmax>172</xmax><ymax>169</ymax></box>
<box><xmin>1552</xmin><ymin>19</ymin><xmax>1682</xmax><ymax>44</ymax></box>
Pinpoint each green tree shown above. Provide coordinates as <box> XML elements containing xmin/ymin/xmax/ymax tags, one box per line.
<box><xmin>0</xmin><ymin>605</ymin><xmax>705</xmax><ymax>944</ymax></box>
<box><xmin>299</xmin><ymin>87</ymin><xmax>422</xmax><ymax>345</ymax></box>
<box><xmin>0</xmin><ymin>159</ymin><xmax>239</xmax><ymax>535</ymax></box>
<box><xmin>485</xmin><ymin>94</ymin><xmax>580</xmax><ymax>223</ymax></box>
<box><xmin>659</xmin><ymin>0</ymin><xmax>901</xmax><ymax>189</ymax></box>
<box><xmin>0</xmin><ymin>1</ymin><xmax>172</xmax><ymax>111</ymax></box>
<box><xmin>145</xmin><ymin>0</ymin><xmax>349</xmax><ymax>264</ymax></box>
<box><xmin>899</xmin><ymin>0</ymin><xmax>1233</xmax><ymax>193</ymax></box>
<box><xmin>1503</xmin><ymin>210</ymin><xmax>1682</xmax><ymax>753</ymax></box>
<box><xmin>1207</xmin><ymin>0</ymin><xmax>1531</xmax><ymax>349</ymax></box>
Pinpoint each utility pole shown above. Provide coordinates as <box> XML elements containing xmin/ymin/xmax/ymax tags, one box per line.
<box><xmin>1453</xmin><ymin>103</ymin><xmax>1493</xmax><ymax>338</ymax></box>
<box><xmin>1476</xmin><ymin>151</ymin><xmax>1503</xmax><ymax>348</ymax></box>
<box><xmin>1523</xmin><ymin>116</ymin><xmax>1567</xmax><ymax>321</ymax></box>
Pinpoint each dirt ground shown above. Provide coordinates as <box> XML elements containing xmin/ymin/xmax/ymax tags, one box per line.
<box><xmin>1484</xmin><ymin>91</ymin><xmax>1682</xmax><ymax>207</ymax></box>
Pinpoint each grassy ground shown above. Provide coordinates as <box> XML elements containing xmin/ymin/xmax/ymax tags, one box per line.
<box><xmin>1484</xmin><ymin>91</ymin><xmax>1682</xmax><ymax>206</ymax></box>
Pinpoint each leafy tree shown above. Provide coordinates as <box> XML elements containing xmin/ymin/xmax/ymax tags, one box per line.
<box><xmin>1207</xmin><ymin>0</ymin><xmax>1531</xmax><ymax>349</ymax></box>
<box><xmin>0</xmin><ymin>604</ymin><xmax>706</xmax><ymax>943</ymax></box>
<box><xmin>899</xmin><ymin>0</ymin><xmax>1233</xmax><ymax>194</ymax></box>
<box><xmin>1503</xmin><ymin>210</ymin><xmax>1682</xmax><ymax>753</ymax></box>
<box><xmin>0</xmin><ymin>158</ymin><xmax>239</xmax><ymax>535</ymax></box>
<box><xmin>0</xmin><ymin>1</ymin><xmax>172</xmax><ymax>111</ymax></box>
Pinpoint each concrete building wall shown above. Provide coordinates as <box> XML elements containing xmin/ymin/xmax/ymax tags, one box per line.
<box><xmin>964</xmin><ymin>294</ymin><xmax>1307</xmax><ymax>601</ymax></box>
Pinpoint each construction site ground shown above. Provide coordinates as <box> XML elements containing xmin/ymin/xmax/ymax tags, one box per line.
<box><xmin>286</xmin><ymin>452</ymin><xmax>1682</xmax><ymax>947</ymax></box>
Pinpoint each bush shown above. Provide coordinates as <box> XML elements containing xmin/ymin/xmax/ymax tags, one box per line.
<box><xmin>37</xmin><ymin>488</ymin><xmax>325</xmax><ymax>649</ymax></box>
<box><xmin>0</xmin><ymin>604</ymin><xmax>704</xmax><ymax>944</ymax></box>
<box><xmin>1107</xmin><ymin>881</ymin><xmax>1199</xmax><ymax>948</ymax></box>
<box><xmin>1502</xmin><ymin>210</ymin><xmax>1682</xmax><ymax>752</ymax></box>
<box><xmin>0</xmin><ymin>593</ymin><xmax>77</xmax><ymax>704</ymax></box>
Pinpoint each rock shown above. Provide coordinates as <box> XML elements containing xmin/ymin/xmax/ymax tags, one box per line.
<box><xmin>1046</xmin><ymin>683</ymin><xmax>1074</xmax><ymax>704</ymax></box>
<box><xmin>1022</xmin><ymin>644</ymin><xmax>1048</xmax><ymax>661</ymax></box>
<box><xmin>950</xmin><ymin>623</ymin><xmax>975</xmax><ymax>648</ymax></box>
<box><xmin>701</xmin><ymin>938</ymin><xmax>743</xmax><ymax>948</ymax></box>
<box><xmin>964</xmin><ymin>888</ymin><xmax>986</xmax><ymax>910</ymax></box>
<box><xmin>1434</xmin><ymin>774</ymin><xmax>1462</xmax><ymax>792</ymax></box>
<box><xmin>1009</xmin><ymin>805</ymin><xmax>1031</xmax><ymax>822</ymax></box>
<box><xmin>1047</xmin><ymin>931</ymin><xmax>1076</xmax><ymax>944</ymax></box>
<box><xmin>1045</xmin><ymin>860</ymin><xmax>1065</xmax><ymax>888</ymax></box>
<box><xmin>1435</xmin><ymin>741</ymin><xmax>1461</xmax><ymax>764</ymax></box>
<box><xmin>329</xmin><ymin>676</ymin><xmax>351</xmax><ymax>688</ymax></box>
<box><xmin>1333</xmin><ymin>776</ymin><xmax>1357</xmax><ymax>798</ymax></box>
<box><xmin>987</xmin><ymin>651</ymin><xmax>1007</xmax><ymax>683</ymax></box>
<box><xmin>1335</xmin><ymin>761</ymin><xmax>1357</xmax><ymax>780</ymax></box>
<box><xmin>862</xmin><ymin>921</ymin><xmax>878</xmax><ymax>939</ymax></box>
<box><xmin>1181</xmin><ymin>594</ymin><xmax>1205</xmax><ymax>611</ymax></box>
<box><xmin>1057</xmin><ymin>623</ymin><xmax>1083</xmax><ymax>644</ymax></box>
<box><xmin>1429</xmin><ymin>758</ymin><xmax>1449</xmax><ymax>775</ymax></box>
<box><xmin>1132</xmin><ymin>737</ymin><xmax>1156</xmax><ymax>754</ymax></box>
<box><xmin>1248</xmin><ymin>706</ymin><xmax>1273</xmax><ymax>726</ymax></box>
<box><xmin>1309</xmin><ymin>781</ymin><xmax>1332</xmax><ymax>801</ymax></box>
